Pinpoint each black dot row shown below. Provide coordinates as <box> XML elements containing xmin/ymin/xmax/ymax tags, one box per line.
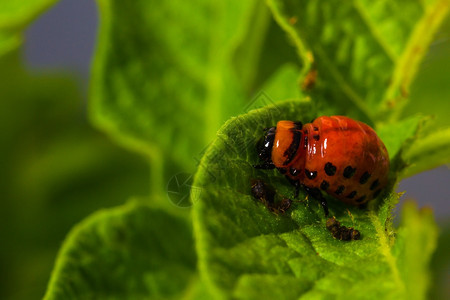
<box><xmin>343</xmin><ymin>166</ymin><xmax>375</xmax><ymax>186</ymax></box>
<box><xmin>319</xmin><ymin>179</ymin><xmax>382</xmax><ymax>202</ymax></box>
<box><xmin>287</xmin><ymin>163</ymin><xmax>380</xmax><ymax>191</ymax></box>
<box><xmin>312</xmin><ymin>162</ymin><xmax>380</xmax><ymax>189</ymax></box>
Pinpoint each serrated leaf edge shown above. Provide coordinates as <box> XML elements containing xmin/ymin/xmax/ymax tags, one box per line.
<box><xmin>368</xmin><ymin>210</ymin><xmax>405</xmax><ymax>293</ymax></box>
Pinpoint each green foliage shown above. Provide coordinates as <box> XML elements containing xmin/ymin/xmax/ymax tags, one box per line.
<box><xmin>429</xmin><ymin>223</ymin><xmax>450</xmax><ymax>299</ymax></box>
<box><xmin>0</xmin><ymin>0</ymin><xmax>58</xmax><ymax>56</ymax></box>
<box><xmin>402</xmin><ymin>127</ymin><xmax>450</xmax><ymax>178</ymax></box>
<box><xmin>191</xmin><ymin>101</ymin><xmax>431</xmax><ymax>299</ymax></box>
<box><xmin>44</xmin><ymin>200</ymin><xmax>199</xmax><ymax>300</ymax></box>
<box><xmin>0</xmin><ymin>53</ymin><xmax>149</xmax><ymax>299</ymax></box>
<box><xmin>405</xmin><ymin>16</ymin><xmax>450</xmax><ymax>129</ymax></box>
<box><xmin>394</xmin><ymin>202</ymin><xmax>438</xmax><ymax>300</ymax></box>
<box><xmin>267</xmin><ymin>0</ymin><xmax>449</xmax><ymax>123</ymax></box>
<box><xmin>266</xmin><ymin>0</ymin><xmax>450</xmax><ymax>180</ymax></box>
<box><xmin>90</xmin><ymin>0</ymin><xmax>259</xmax><ymax>184</ymax></box>
<box><xmin>0</xmin><ymin>0</ymin><xmax>448</xmax><ymax>299</ymax></box>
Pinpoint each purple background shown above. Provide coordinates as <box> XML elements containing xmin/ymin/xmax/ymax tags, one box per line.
<box><xmin>24</xmin><ymin>0</ymin><xmax>450</xmax><ymax>222</ymax></box>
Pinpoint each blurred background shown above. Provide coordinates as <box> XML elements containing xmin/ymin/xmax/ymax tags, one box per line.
<box><xmin>0</xmin><ymin>0</ymin><xmax>448</xmax><ymax>299</ymax></box>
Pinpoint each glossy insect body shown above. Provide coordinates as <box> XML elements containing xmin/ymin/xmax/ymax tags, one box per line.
<box><xmin>257</xmin><ymin>116</ymin><xmax>389</xmax><ymax>210</ymax></box>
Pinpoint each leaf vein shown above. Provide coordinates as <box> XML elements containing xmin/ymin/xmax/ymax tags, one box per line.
<box><xmin>381</xmin><ymin>0</ymin><xmax>450</xmax><ymax>118</ymax></box>
<box><xmin>314</xmin><ymin>46</ymin><xmax>374</xmax><ymax>120</ymax></box>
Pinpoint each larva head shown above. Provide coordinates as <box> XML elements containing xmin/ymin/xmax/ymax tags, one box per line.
<box><xmin>258</xmin><ymin>126</ymin><xmax>276</xmax><ymax>163</ymax></box>
<box><xmin>271</xmin><ymin>121</ymin><xmax>303</xmax><ymax>167</ymax></box>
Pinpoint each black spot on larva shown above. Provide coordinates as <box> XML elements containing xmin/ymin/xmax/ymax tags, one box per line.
<box><xmin>343</xmin><ymin>166</ymin><xmax>356</xmax><ymax>178</ymax></box>
<box><xmin>305</xmin><ymin>169</ymin><xmax>317</xmax><ymax>180</ymax></box>
<box><xmin>324</xmin><ymin>162</ymin><xmax>337</xmax><ymax>176</ymax></box>
<box><xmin>373</xmin><ymin>189</ymin><xmax>382</xmax><ymax>198</ymax></box>
<box><xmin>313</xmin><ymin>126</ymin><xmax>319</xmax><ymax>131</ymax></box>
<box><xmin>258</xmin><ymin>127</ymin><xmax>276</xmax><ymax>162</ymax></box>
<box><xmin>370</xmin><ymin>179</ymin><xmax>379</xmax><ymax>190</ymax></box>
<box><xmin>290</xmin><ymin>168</ymin><xmax>299</xmax><ymax>177</ymax></box>
<box><xmin>359</xmin><ymin>172</ymin><xmax>371</xmax><ymax>184</ymax></box>
<box><xmin>278</xmin><ymin>168</ymin><xmax>287</xmax><ymax>174</ymax></box>
<box><xmin>347</xmin><ymin>191</ymin><xmax>357</xmax><ymax>199</ymax></box>
<box><xmin>304</xmin><ymin>135</ymin><xmax>308</xmax><ymax>149</ymax></box>
<box><xmin>320</xmin><ymin>180</ymin><xmax>329</xmax><ymax>190</ymax></box>
<box><xmin>335</xmin><ymin>185</ymin><xmax>345</xmax><ymax>195</ymax></box>
<box><xmin>356</xmin><ymin>195</ymin><xmax>366</xmax><ymax>203</ymax></box>
<box><xmin>313</xmin><ymin>134</ymin><xmax>320</xmax><ymax>141</ymax></box>
<box><xmin>283</xmin><ymin>130</ymin><xmax>302</xmax><ymax>165</ymax></box>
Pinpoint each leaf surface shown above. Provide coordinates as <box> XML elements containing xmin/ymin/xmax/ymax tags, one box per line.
<box><xmin>90</xmin><ymin>0</ymin><xmax>264</xmax><ymax>177</ymax></box>
<box><xmin>0</xmin><ymin>53</ymin><xmax>149</xmax><ymax>299</ymax></box>
<box><xmin>267</xmin><ymin>0</ymin><xmax>450</xmax><ymax>122</ymax></box>
<box><xmin>44</xmin><ymin>200</ymin><xmax>199</xmax><ymax>300</ymax></box>
<box><xmin>192</xmin><ymin>100</ymin><xmax>436</xmax><ymax>299</ymax></box>
<box><xmin>402</xmin><ymin>16</ymin><xmax>450</xmax><ymax>128</ymax></box>
<box><xmin>402</xmin><ymin>127</ymin><xmax>450</xmax><ymax>178</ymax></box>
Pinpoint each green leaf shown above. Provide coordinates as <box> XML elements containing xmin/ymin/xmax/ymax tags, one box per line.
<box><xmin>232</xmin><ymin>4</ymin><xmax>300</xmax><ymax>97</ymax></box>
<box><xmin>44</xmin><ymin>200</ymin><xmax>198</xmax><ymax>300</ymax></box>
<box><xmin>0</xmin><ymin>0</ymin><xmax>57</xmax><ymax>26</ymax></box>
<box><xmin>376</xmin><ymin>115</ymin><xmax>424</xmax><ymax>177</ymax></box>
<box><xmin>393</xmin><ymin>201</ymin><xmax>438</xmax><ymax>300</ymax></box>
<box><xmin>259</xmin><ymin>63</ymin><xmax>303</xmax><ymax>102</ymax></box>
<box><xmin>267</xmin><ymin>0</ymin><xmax>450</xmax><ymax>121</ymax></box>
<box><xmin>0</xmin><ymin>32</ymin><xmax>21</xmax><ymax>57</ymax></box>
<box><xmin>90</xmin><ymin>0</ymin><xmax>264</xmax><ymax>176</ymax></box>
<box><xmin>0</xmin><ymin>0</ymin><xmax>58</xmax><ymax>56</ymax></box>
<box><xmin>192</xmin><ymin>101</ymin><xmax>437</xmax><ymax>299</ymax></box>
<box><xmin>376</xmin><ymin>112</ymin><xmax>450</xmax><ymax>179</ymax></box>
<box><xmin>231</xmin><ymin>1</ymin><xmax>272</xmax><ymax>95</ymax></box>
<box><xmin>401</xmin><ymin>127</ymin><xmax>450</xmax><ymax>178</ymax></box>
<box><xmin>403</xmin><ymin>16</ymin><xmax>450</xmax><ymax>128</ymax></box>
<box><xmin>377</xmin><ymin>115</ymin><xmax>424</xmax><ymax>160</ymax></box>
<box><xmin>428</xmin><ymin>222</ymin><xmax>450</xmax><ymax>299</ymax></box>
<box><xmin>0</xmin><ymin>53</ymin><xmax>150</xmax><ymax>299</ymax></box>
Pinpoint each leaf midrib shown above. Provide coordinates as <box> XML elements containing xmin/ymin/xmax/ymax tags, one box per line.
<box><xmin>381</xmin><ymin>0</ymin><xmax>450</xmax><ymax>119</ymax></box>
<box><xmin>267</xmin><ymin>0</ymin><xmax>450</xmax><ymax>124</ymax></box>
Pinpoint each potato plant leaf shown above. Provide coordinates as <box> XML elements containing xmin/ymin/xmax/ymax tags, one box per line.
<box><xmin>404</xmin><ymin>16</ymin><xmax>450</xmax><ymax>129</ymax></box>
<box><xmin>393</xmin><ymin>201</ymin><xmax>439</xmax><ymax>300</ymax></box>
<box><xmin>267</xmin><ymin>0</ymin><xmax>450</xmax><ymax>122</ymax></box>
<box><xmin>89</xmin><ymin>0</ymin><xmax>268</xmax><ymax>177</ymax></box>
<box><xmin>44</xmin><ymin>200</ymin><xmax>199</xmax><ymax>300</ymax></box>
<box><xmin>192</xmin><ymin>100</ymin><xmax>436</xmax><ymax>299</ymax></box>
<box><xmin>401</xmin><ymin>127</ymin><xmax>450</xmax><ymax>178</ymax></box>
<box><xmin>38</xmin><ymin>0</ymin><xmax>447</xmax><ymax>299</ymax></box>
